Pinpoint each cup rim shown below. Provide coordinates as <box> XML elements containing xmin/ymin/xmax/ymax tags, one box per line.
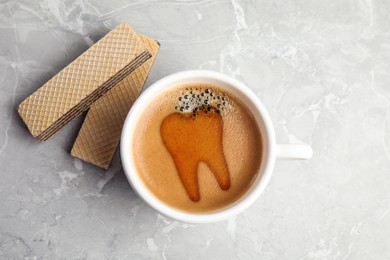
<box><xmin>120</xmin><ymin>70</ymin><xmax>276</xmax><ymax>223</ymax></box>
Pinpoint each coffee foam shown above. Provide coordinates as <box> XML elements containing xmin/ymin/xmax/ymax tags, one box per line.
<box><xmin>174</xmin><ymin>87</ymin><xmax>230</xmax><ymax>114</ymax></box>
<box><xmin>133</xmin><ymin>83</ymin><xmax>262</xmax><ymax>212</ymax></box>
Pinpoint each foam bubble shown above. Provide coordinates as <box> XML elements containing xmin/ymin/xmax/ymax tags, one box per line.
<box><xmin>175</xmin><ymin>87</ymin><xmax>230</xmax><ymax>114</ymax></box>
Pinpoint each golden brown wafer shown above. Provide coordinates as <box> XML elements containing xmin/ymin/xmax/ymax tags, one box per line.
<box><xmin>70</xmin><ymin>34</ymin><xmax>160</xmax><ymax>169</ymax></box>
<box><xmin>18</xmin><ymin>23</ymin><xmax>151</xmax><ymax>141</ymax></box>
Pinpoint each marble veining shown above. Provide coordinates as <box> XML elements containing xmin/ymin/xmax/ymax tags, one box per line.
<box><xmin>1</xmin><ymin>0</ymin><xmax>390</xmax><ymax>259</ymax></box>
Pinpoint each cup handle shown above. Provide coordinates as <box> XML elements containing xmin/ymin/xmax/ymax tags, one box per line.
<box><xmin>275</xmin><ymin>144</ymin><xmax>313</xmax><ymax>160</ymax></box>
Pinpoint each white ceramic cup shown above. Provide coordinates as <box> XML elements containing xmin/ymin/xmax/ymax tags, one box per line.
<box><xmin>121</xmin><ymin>70</ymin><xmax>312</xmax><ymax>223</ymax></box>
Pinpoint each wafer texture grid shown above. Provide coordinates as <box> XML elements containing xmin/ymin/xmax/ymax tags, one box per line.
<box><xmin>71</xmin><ymin>34</ymin><xmax>160</xmax><ymax>169</ymax></box>
<box><xmin>18</xmin><ymin>23</ymin><xmax>151</xmax><ymax>141</ymax></box>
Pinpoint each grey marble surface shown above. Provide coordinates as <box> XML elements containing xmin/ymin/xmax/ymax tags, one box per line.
<box><xmin>1</xmin><ymin>0</ymin><xmax>390</xmax><ymax>259</ymax></box>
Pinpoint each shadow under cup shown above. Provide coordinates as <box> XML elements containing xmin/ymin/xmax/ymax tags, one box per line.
<box><xmin>120</xmin><ymin>71</ymin><xmax>276</xmax><ymax>223</ymax></box>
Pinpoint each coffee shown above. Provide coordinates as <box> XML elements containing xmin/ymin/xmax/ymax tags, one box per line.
<box><xmin>132</xmin><ymin>83</ymin><xmax>262</xmax><ymax>212</ymax></box>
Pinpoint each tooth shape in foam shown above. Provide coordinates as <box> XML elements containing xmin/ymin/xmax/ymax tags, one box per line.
<box><xmin>160</xmin><ymin>111</ymin><xmax>230</xmax><ymax>202</ymax></box>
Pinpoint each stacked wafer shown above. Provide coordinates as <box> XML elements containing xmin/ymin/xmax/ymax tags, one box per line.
<box><xmin>18</xmin><ymin>23</ymin><xmax>160</xmax><ymax>169</ymax></box>
<box><xmin>71</xmin><ymin>35</ymin><xmax>160</xmax><ymax>169</ymax></box>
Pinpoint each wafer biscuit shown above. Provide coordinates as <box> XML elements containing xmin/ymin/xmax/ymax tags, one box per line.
<box><xmin>18</xmin><ymin>23</ymin><xmax>151</xmax><ymax>141</ymax></box>
<box><xmin>71</xmin><ymin>34</ymin><xmax>160</xmax><ymax>169</ymax></box>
